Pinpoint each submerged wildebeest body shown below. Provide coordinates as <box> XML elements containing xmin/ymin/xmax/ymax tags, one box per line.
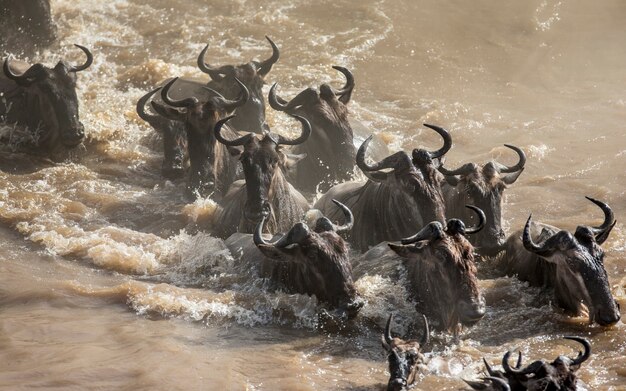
<box><xmin>1</xmin><ymin>45</ymin><xmax>92</xmax><ymax>155</ymax></box>
<box><xmin>225</xmin><ymin>200</ymin><xmax>363</xmax><ymax>319</ymax></box>
<box><xmin>148</xmin><ymin>77</ymin><xmax>249</xmax><ymax>199</ymax></box>
<box><xmin>381</xmin><ymin>313</ymin><xmax>429</xmax><ymax>391</ymax></box>
<box><xmin>0</xmin><ymin>0</ymin><xmax>57</xmax><ymax>56</ymax></box>
<box><xmin>212</xmin><ymin>114</ymin><xmax>311</xmax><ymax>238</ymax></box>
<box><xmin>268</xmin><ymin>66</ymin><xmax>356</xmax><ymax>193</ymax></box>
<box><xmin>439</xmin><ymin>144</ymin><xmax>526</xmax><ymax>256</ymax></box>
<box><xmin>499</xmin><ymin>197</ymin><xmax>621</xmax><ymax>326</ymax></box>
<box><xmin>466</xmin><ymin>337</ymin><xmax>591</xmax><ymax>391</ymax></box>
<box><xmin>357</xmin><ymin>206</ymin><xmax>487</xmax><ymax>331</ymax></box>
<box><xmin>136</xmin><ymin>37</ymin><xmax>280</xmax><ymax>178</ymax></box>
<box><xmin>315</xmin><ymin>124</ymin><xmax>451</xmax><ymax>251</ymax></box>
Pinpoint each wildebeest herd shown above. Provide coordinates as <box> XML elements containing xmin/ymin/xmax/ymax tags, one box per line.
<box><xmin>0</xmin><ymin>6</ymin><xmax>621</xmax><ymax>390</ymax></box>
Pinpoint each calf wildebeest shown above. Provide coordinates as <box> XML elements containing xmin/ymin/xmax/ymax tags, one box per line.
<box><xmin>268</xmin><ymin>66</ymin><xmax>356</xmax><ymax>193</ymax></box>
<box><xmin>225</xmin><ymin>199</ymin><xmax>363</xmax><ymax>320</ymax></box>
<box><xmin>381</xmin><ymin>313</ymin><xmax>429</xmax><ymax>391</ymax></box>
<box><xmin>314</xmin><ymin>124</ymin><xmax>451</xmax><ymax>251</ymax></box>
<box><xmin>0</xmin><ymin>0</ymin><xmax>56</xmax><ymax>55</ymax></box>
<box><xmin>1</xmin><ymin>45</ymin><xmax>92</xmax><ymax>154</ymax></box>
<box><xmin>357</xmin><ymin>206</ymin><xmax>487</xmax><ymax>331</ymax></box>
<box><xmin>466</xmin><ymin>337</ymin><xmax>591</xmax><ymax>391</ymax></box>
<box><xmin>499</xmin><ymin>197</ymin><xmax>621</xmax><ymax>326</ymax></box>
<box><xmin>439</xmin><ymin>144</ymin><xmax>526</xmax><ymax>256</ymax></box>
<box><xmin>136</xmin><ymin>37</ymin><xmax>280</xmax><ymax>178</ymax></box>
<box><xmin>212</xmin><ymin>114</ymin><xmax>311</xmax><ymax>237</ymax></box>
<box><xmin>148</xmin><ymin>77</ymin><xmax>248</xmax><ymax>199</ymax></box>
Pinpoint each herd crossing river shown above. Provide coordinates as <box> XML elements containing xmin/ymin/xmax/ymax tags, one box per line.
<box><xmin>0</xmin><ymin>0</ymin><xmax>625</xmax><ymax>390</ymax></box>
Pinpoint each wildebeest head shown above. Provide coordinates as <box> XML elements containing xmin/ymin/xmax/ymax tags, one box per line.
<box><xmin>439</xmin><ymin>144</ymin><xmax>526</xmax><ymax>256</ymax></box>
<box><xmin>356</xmin><ymin>124</ymin><xmax>451</xmax><ymax>224</ymax></box>
<box><xmin>523</xmin><ymin>197</ymin><xmax>620</xmax><ymax>326</ymax></box>
<box><xmin>150</xmin><ymin>77</ymin><xmax>248</xmax><ymax>195</ymax></box>
<box><xmin>214</xmin><ymin>113</ymin><xmax>310</xmax><ymax>226</ymax></box>
<box><xmin>387</xmin><ymin>206</ymin><xmax>487</xmax><ymax>330</ymax></box>
<box><xmin>497</xmin><ymin>336</ymin><xmax>590</xmax><ymax>391</ymax></box>
<box><xmin>197</xmin><ymin>36</ymin><xmax>279</xmax><ymax>132</ymax></box>
<box><xmin>381</xmin><ymin>313</ymin><xmax>429</xmax><ymax>391</ymax></box>
<box><xmin>253</xmin><ymin>199</ymin><xmax>363</xmax><ymax>318</ymax></box>
<box><xmin>3</xmin><ymin>45</ymin><xmax>92</xmax><ymax>150</ymax></box>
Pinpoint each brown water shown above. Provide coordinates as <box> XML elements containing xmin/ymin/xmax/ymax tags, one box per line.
<box><xmin>1</xmin><ymin>0</ymin><xmax>625</xmax><ymax>389</ymax></box>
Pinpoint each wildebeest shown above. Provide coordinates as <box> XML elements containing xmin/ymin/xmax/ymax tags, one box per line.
<box><xmin>357</xmin><ymin>206</ymin><xmax>487</xmax><ymax>331</ymax></box>
<box><xmin>268</xmin><ymin>66</ymin><xmax>356</xmax><ymax>193</ymax></box>
<box><xmin>148</xmin><ymin>77</ymin><xmax>248</xmax><ymax>199</ymax></box>
<box><xmin>136</xmin><ymin>36</ymin><xmax>280</xmax><ymax>178</ymax></box>
<box><xmin>499</xmin><ymin>197</ymin><xmax>621</xmax><ymax>326</ymax></box>
<box><xmin>212</xmin><ymin>114</ymin><xmax>311</xmax><ymax>237</ymax></box>
<box><xmin>314</xmin><ymin>124</ymin><xmax>451</xmax><ymax>251</ymax></box>
<box><xmin>439</xmin><ymin>144</ymin><xmax>526</xmax><ymax>256</ymax></box>
<box><xmin>1</xmin><ymin>45</ymin><xmax>92</xmax><ymax>154</ymax></box>
<box><xmin>225</xmin><ymin>199</ymin><xmax>363</xmax><ymax>320</ymax></box>
<box><xmin>466</xmin><ymin>337</ymin><xmax>591</xmax><ymax>391</ymax></box>
<box><xmin>381</xmin><ymin>313</ymin><xmax>429</xmax><ymax>391</ymax></box>
<box><xmin>0</xmin><ymin>0</ymin><xmax>56</xmax><ymax>55</ymax></box>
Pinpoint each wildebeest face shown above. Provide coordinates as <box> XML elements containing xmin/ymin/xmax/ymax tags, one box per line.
<box><xmin>214</xmin><ymin>114</ymin><xmax>311</xmax><ymax>225</ymax></box>
<box><xmin>3</xmin><ymin>45</ymin><xmax>92</xmax><ymax>150</ymax></box>
<box><xmin>197</xmin><ymin>36</ymin><xmax>280</xmax><ymax>133</ymax></box>
<box><xmin>523</xmin><ymin>197</ymin><xmax>620</xmax><ymax>326</ymax></box>
<box><xmin>388</xmin><ymin>208</ymin><xmax>487</xmax><ymax>330</ymax></box>
<box><xmin>440</xmin><ymin>145</ymin><xmax>526</xmax><ymax>256</ymax></box>
<box><xmin>381</xmin><ymin>314</ymin><xmax>429</xmax><ymax>391</ymax></box>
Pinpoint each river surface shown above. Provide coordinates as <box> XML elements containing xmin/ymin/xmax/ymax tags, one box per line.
<box><xmin>1</xmin><ymin>0</ymin><xmax>625</xmax><ymax>390</ymax></box>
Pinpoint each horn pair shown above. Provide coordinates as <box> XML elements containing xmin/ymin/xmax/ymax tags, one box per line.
<box><xmin>524</xmin><ymin>197</ymin><xmax>616</xmax><ymax>254</ymax></box>
<box><xmin>198</xmin><ymin>36</ymin><xmax>279</xmax><ymax>80</ymax></box>
<box><xmin>439</xmin><ymin>144</ymin><xmax>526</xmax><ymax>183</ymax></box>
<box><xmin>254</xmin><ymin>199</ymin><xmax>353</xmax><ymax>248</ymax></box>
<box><xmin>381</xmin><ymin>313</ymin><xmax>429</xmax><ymax>351</ymax></box>
<box><xmin>4</xmin><ymin>44</ymin><xmax>93</xmax><ymax>85</ymax></box>
<box><xmin>400</xmin><ymin>205</ymin><xmax>486</xmax><ymax>245</ymax></box>
<box><xmin>214</xmin><ymin>114</ymin><xmax>311</xmax><ymax>147</ymax></box>
<box><xmin>502</xmin><ymin>336</ymin><xmax>590</xmax><ymax>375</ymax></box>
<box><xmin>157</xmin><ymin>77</ymin><xmax>249</xmax><ymax>111</ymax></box>
<box><xmin>268</xmin><ymin>66</ymin><xmax>355</xmax><ymax>111</ymax></box>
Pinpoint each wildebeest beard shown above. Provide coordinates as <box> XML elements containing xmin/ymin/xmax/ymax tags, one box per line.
<box><xmin>259</xmin><ymin>231</ymin><xmax>358</xmax><ymax>308</ymax></box>
<box><xmin>403</xmin><ymin>235</ymin><xmax>480</xmax><ymax>331</ymax></box>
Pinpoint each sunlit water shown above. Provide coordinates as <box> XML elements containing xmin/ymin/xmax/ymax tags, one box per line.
<box><xmin>0</xmin><ymin>0</ymin><xmax>625</xmax><ymax>390</ymax></box>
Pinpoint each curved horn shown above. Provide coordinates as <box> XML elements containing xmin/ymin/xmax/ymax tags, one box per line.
<box><xmin>439</xmin><ymin>162</ymin><xmax>476</xmax><ymax>177</ymax></box>
<box><xmin>268</xmin><ymin>82</ymin><xmax>289</xmax><ymax>111</ymax></box>
<box><xmin>420</xmin><ymin>314</ymin><xmax>429</xmax><ymax>347</ymax></box>
<box><xmin>330</xmin><ymin>199</ymin><xmax>353</xmax><ymax>233</ymax></box>
<box><xmin>498</xmin><ymin>144</ymin><xmax>526</xmax><ymax>173</ymax></box>
<box><xmin>482</xmin><ymin>358</ymin><xmax>497</xmax><ymax>377</ymax></box>
<box><xmin>256</xmin><ymin>36</ymin><xmax>280</xmax><ymax>76</ymax></box>
<box><xmin>502</xmin><ymin>351</ymin><xmax>543</xmax><ymax>376</ymax></box>
<box><xmin>331</xmin><ymin>65</ymin><xmax>354</xmax><ymax>97</ymax></box>
<box><xmin>136</xmin><ymin>88</ymin><xmax>162</xmax><ymax>123</ymax></box>
<box><xmin>275</xmin><ymin>115</ymin><xmax>311</xmax><ymax>146</ymax></box>
<box><xmin>67</xmin><ymin>44</ymin><xmax>93</xmax><ymax>73</ymax></box>
<box><xmin>464</xmin><ymin>205</ymin><xmax>486</xmax><ymax>235</ymax></box>
<box><xmin>254</xmin><ymin>216</ymin><xmax>309</xmax><ymax>249</ymax></box>
<box><xmin>196</xmin><ymin>44</ymin><xmax>227</xmax><ymax>81</ymax></box>
<box><xmin>161</xmin><ymin>77</ymin><xmax>198</xmax><ymax>108</ymax></box>
<box><xmin>585</xmin><ymin>197</ymin><xmax>615</xmax><ymax>244</ymax></box>
<box><xmin>3</xmin><ymin>56</ymin><xmax>46</xmax><ymax>85</ymax></box>
<box><xmin>422</xmin><ymin>123</ymin><xmax>452</xmax><ymax>159</ymax></box>
<box><xmin>400</xmin><ymin>221</ymin><xmax>444</xmax><ymax>245</ymax></box>
<box><xmin>522</xmin><ymin>214</ymin><xmax>547</xmax><ymax>255</ymax></box>
<box><xmin>357</xmin><ymin>136</ymin><xmax>398</xmax><ymax>172</ymax></box>
<box><xmin>383</xmin><ymin>313</ymin><xmax>393</xmax><ymax>349</ymax></box>
<box><xmin>214</xmin><ymin>115</ymin><xmax>253</xmax><ymax>147</ymax></box>
<box><xmin>564</xmin><ymin>336</ymin><xmax>591</xmax><ymax>366</ymax></box>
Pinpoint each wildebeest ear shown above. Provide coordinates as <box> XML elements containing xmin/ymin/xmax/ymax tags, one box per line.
<box><xmin>151</xmin><ymin>101</ymin><xmax>185</xmax><ymax>122</ymax></box>
<box><xmin>283</xmin><ymin>153</ymin><xmax>307</xmax><ymax>170</ymax></box>
<box><xmin>388</xmin><ymin>243</ymin><xmax>419</xmax><ymax>258</ymax></box>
